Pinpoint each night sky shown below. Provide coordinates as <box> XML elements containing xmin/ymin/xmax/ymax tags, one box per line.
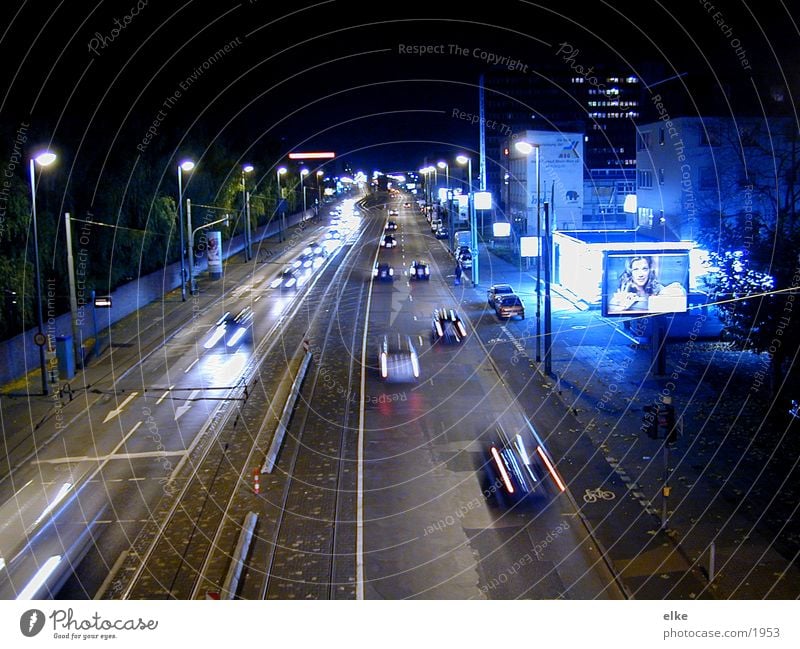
<box><xmin>1</xmin><ymin>1</ymin><xmax>797</xmax><ymax>174</ymax></box>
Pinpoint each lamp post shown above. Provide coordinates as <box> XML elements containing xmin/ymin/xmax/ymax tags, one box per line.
<box><xmin>177</xmin><ymin>160</ymin><xmax>195</xmax><ymax>301</ymax></box>
<box><xmin>300</xmin><ymin>168</ymin><xmax>309</xmax><ymax>220</ymax></box>
<box><xmin>276</xmin><ymin>166</ymin><xmax>287</xmax><ymax>241</ymax></box>
<box><xmin>316</xmin><ymin>170</ymin><xmax>323</xmax><ymax>218</ymax></box>
<box><xmin>437</xmin><ymin>160</ymin><xmax>449</xmax><ymax>221</ymax></box>
<box><xmin>29</xmin><ymin>151</ymin><xmax>57</xmax><ymax>395</ymax></box>
<box><xmin>241</xmin><ymin>164</ymin><xmax>254</xmax><ymax>261</ymax></box>
<box><xmin>514</xmin><ymin>140</ymin><xmax>542</xmax><ymax>363</ymax></box>
<box><xmin>456</xmin><ymin>155</ymin><xmax>479</xmax><ymax>286</ymax></box>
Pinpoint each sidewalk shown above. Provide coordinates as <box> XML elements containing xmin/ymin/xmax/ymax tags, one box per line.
<box><xmin>458</xmin><ymin>241</ymin><xmax>800</xmax><ymax>599</ymax></box>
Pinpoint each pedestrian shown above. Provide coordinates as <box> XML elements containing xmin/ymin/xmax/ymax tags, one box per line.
<box><xmin>454</xmin><ymin>261</ymin><xmax>462</xmax><ymax>285</ymax></box>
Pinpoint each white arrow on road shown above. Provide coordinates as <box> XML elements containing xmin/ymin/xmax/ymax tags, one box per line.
<box><xmin>175</xmin><ymin>389</ymin><xmax>200</xmax><ymax>421</ymax></box>
<box><xmin>103</xmin><ymin>392</ymin><xmax>139</xmax><ymax>423</ymax></box>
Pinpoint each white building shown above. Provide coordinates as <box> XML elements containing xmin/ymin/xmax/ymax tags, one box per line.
<box><xmin>635</xmin><ymin>116</ymin><xmax>796</xmax><ymax>241</ymax></box>
<box><xmin>506</xmin><ymin>130</ymin><xmax>584</xmax><ymax>236</ymax></box>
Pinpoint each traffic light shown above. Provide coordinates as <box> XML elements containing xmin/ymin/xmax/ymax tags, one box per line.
<box><xmin>642</xmin><ymin>402</ymin><xmax>677</xmax><ymax>443</ymax></box>
<box><xmin>642</xmin><ymin>405</ymin><xmax>658</xmax><ymax>439</ymax></box>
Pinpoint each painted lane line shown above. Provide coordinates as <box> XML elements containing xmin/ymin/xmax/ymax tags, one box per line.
<box><xmin>103</xmin><ymin>392</ymin><xmax>139</xmax><ymax>424</ymax></box>
<box><xmin>357</xmin><ymin>226</ymin><xmax>382</xmax><ymax>600</ymax></box>
<box><xmin>156</xmin><ymin>386</ymin><xmax>174</xmax><ymax>405</ymax></box>
<box><xmin>184</xmin><ymin>358</ymin><xmax>199</xmax><ymax>373</ymax></box>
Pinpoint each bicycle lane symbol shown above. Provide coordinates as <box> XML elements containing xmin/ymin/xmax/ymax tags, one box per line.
<box><xmin>583</xmin><ymin>487</ymin><xmax>616</xmax><ymax>504</ymax></box>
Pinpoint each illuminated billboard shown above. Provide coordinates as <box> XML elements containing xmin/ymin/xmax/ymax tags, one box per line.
<box><xmin>520</xmin><ymin>236</ymin><xmax>540</xmax><ymax>257</ymax></box>
<box><xmin>474</xmin><ymin>192</ymin><xmax>492</xmax><ymax>210</ymax></box>
<box><xmin>493</xmin><ymin>222</ymin><xmax>511</xmax><ymax>237</ymax></box>
<box><xmin>602</xmin><ymin>251</ymin><xmax>689</xmax><ymax>316</ymax></box>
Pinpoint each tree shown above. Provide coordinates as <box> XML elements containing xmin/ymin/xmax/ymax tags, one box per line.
<box><xmin>702</xmin><ymin>250</ymin><xmax>800</xmax><ymax>399</ymax></box>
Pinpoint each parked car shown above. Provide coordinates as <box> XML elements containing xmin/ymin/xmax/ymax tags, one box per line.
<box><xmin>431</xmin><ymin>307</ymin><xmax>467</xmax><ymax>344</ymax></box>
<box><xmin>487</xmin><ymin>283</ymin><xmax>515</xmax><ymax>308</ymax></box>
<box><xmin>373</xmin><ymin>262</ymin><xmax>394</xmax><ymax>282</ymax></box>
<box><xmin>456</xmin><ymin>248</ymin><xmax>472</xmax><ymax>269</ymax></box>
<box><xmin>430</xmin><ymin>218</ymin><xmax>442</xmax><ymax>232</ymax></box>
<box><xmin>494</xmin><ymin>294</ymin><xmax>525</xmax><ymax>319</ymax></box>
<box><xmin>435</xmin><ymin>227</ymin><xmax>449</xmax><ymax>239</ymax></box>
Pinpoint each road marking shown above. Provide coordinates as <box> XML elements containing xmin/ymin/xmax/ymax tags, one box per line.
<box><xmin>103</xmin><ymin>392</ymin><xmax>139</xmax><ymax>423</ymax></box>
<box><xmin>185</xmin><ymin>358</ymin><xmax>199</xmax><ymax>373</ymax></box>
<box><xmin>175</xmin><ymin>389</ymin><xmax>200</xmax><ymax>420</ymax></box>
<box><xmin>357</xmin><ymin>231</ymin><xmax>381</xmax><ymax>600</ymax></box>
<box><xmin>156</xmin><ymin>386</ymin><xmax>174</xmax><ymax>405</ymax></box>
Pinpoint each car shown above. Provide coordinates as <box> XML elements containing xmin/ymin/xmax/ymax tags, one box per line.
<box><xmin>487</xmin><ymin>283</ymin><xmax>515</xmax><ymax>307</ymax></box>
<box><xmin>435</xmin><ymin>227</ymin><xmax>449</xmax><ymax>239</ymax></box>
<box><xmin>430</xmin><ymin>218</ymin><xmax>442</xmax><ymax>231</ymax></box>
<box><xmin>295</xmin><ymin>250</ymin><xmax>318</xmax><ymax>270</ymax></box>
<box><xmin>271</xmin><ymin>267</ymin><xmax>308</xmax><ymax>290</ymax></box>
<box><xmin>381</xmin><ymin>234</ymin><xmax>397</xmax><ymax>248</ymax></box>
<box><xmin>494</xmin><ymin>294</ymin><xmax>525</xmax><ymax>319</ymax></box>
<box><xmin>377</xmin><ymin>334</ymin><xmax>420</xmax><ymax>383</ymax></box>
<box><xmin>388</xmin><ymin>209</ymin><xmax>398</xmax><ymax>216</ymax></box>
<box><xmin>431</xmin><ymin>307</ymin><xmax>467</xmax><ymax>344</ymax></box>
<box><xmin>203</xmin><ymin>307</ymin><xmax>254</xmax><ymax>350</ymax></box>
<box><xmin>457</xmin><ymin>248</ymin><xmax>472</xmax><ymax>269</ymax></box>
<box><xmin>409</xmin><ymin>260</ymin><xmax>430</xmax><ymax>280</ymax></box>
<box><xmin>403</xmin><ymin>202</ymin><xmax>411</xmax><ymax>208</ymax></box>
<box><xmin>487</xmin><ymin>425</ymin><xmax>539</xmax><ymax>503</ymax></box>
<box><xmin>386</xmin><ymin>220</ymin><xmax>398</xmax><ymax>230</ymax></box>
<box><xmin>373</xmin><ymin>262</ymin><xmax>394</xmax><ymax>281</ymax></box>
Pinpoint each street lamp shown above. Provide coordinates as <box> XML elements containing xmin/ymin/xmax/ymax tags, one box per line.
<box><xmin>514</xmin><ymin>140</ymin><xmax>542</xmax><ymax>360</ymax></box>
<box><xmin>276</xmin><ymin>167</ymin><xmax>287</xmax><ymax>242</ymax></box>
<box><xmin>316</xmin><ymin>170</ymin><xmax>324</xmax><ymax>217</ymax></box>
<box><xmin>300</xmin><ymin>168</ymin><xmax>309</xmax><ymax>219</ymax></box>
<box><xmin>456</xmin><ymin>155</ymin><xmax>479</xmax><ymax>286</ymax></box>
<box><xmin>241</xmin><ymin>164</ymin><xmax>254</xmax><ymax>261</ymax></box>
<box><xmin>177</xmin><ymin>160</ymin><xmax>195</xmax><ymax>302</ymax></box>
<box><xmin>29</xmin><ymin>151</ymin><xmax>57</xmax><ymax>395</ymax></box>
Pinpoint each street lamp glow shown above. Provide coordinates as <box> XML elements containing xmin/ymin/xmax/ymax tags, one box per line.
<box><xmin>437</xmin><ymin>161</ymin><xmax>447</xmax><ymax>169</ymax></box>
<box><xmin>34</xmin><ymin>152</ymin><xmax>57</xmax><ymax>166</ymax></box>
<box><xmin>456</xmin><ymin>155</ymin><xmax>469</xmax><ymax>165</ymax></box>
<box><xmin>243</xmin><ymin>164</ymin><xmax>254</xmax><ymax>173</ymax></box>
<box><xmin>277</xmin><ymin>167</ymin><xmax>287</xmax><ymax>175</ymax></box>
<box><xmin>300</xmin><ymin>168</ymin><xmax>309</xmax><ymax>176</ymax></box>
<box><xmin>180</xmin><ymin>160</ymin><xmax>195</xmax><ymax>172</ymax></box>
<box><xmin>514</xmin><ymin>141</ymin><xmax>534</xmax><ymax>155</ymax></box>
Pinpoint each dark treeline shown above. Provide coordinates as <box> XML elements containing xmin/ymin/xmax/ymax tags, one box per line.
<box><xmin>0</xmin><ymin>111</ymin><xmax>302</xmax><ymax>342</ymax></box>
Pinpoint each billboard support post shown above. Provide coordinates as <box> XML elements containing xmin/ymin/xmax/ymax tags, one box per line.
<box><xmin>544</xmin><ymin>202</ymin><xmax>552</xmax><ymax>376</ymax></box>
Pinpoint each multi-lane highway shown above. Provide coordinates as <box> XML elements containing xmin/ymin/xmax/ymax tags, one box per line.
<box><xmin>0</xmin><ymin>191</ymin><xmax>625</xmax><ymax>600</ymax></box>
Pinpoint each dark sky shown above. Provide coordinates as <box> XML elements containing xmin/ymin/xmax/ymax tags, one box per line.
<box><xmin>1</xmin><ymin>1</ymin><xmax>797</xmax><ymax>174</ymax></box>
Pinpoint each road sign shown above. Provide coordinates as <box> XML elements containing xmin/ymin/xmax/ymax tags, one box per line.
<box><xmin>33</xmin><ymin>332</ymin><xmax>47</xmax><ymax>346</ymax></box>
<box><xmin>94</xmin><ymin>295</ymin><xmax>112</xmax><ymax>308</ymax></box>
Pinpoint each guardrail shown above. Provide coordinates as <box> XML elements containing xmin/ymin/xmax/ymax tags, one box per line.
<box><xmin>260</xmin><ymin>349</ymin><xmax>313</xmax><ymax>474</ymax></box>
<box><xmin>220</xmin><ymin>511</ymin><xmax>258</xmax><ymax>600</ymax></box>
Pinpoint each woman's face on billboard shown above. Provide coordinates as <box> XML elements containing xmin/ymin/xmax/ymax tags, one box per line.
<box><xmin>630</xmin><ymin>258</ymin><xmax>650</xmax><ymax>288</ymax></box>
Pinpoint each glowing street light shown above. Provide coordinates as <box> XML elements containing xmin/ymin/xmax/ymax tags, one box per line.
<box><xmin>242</xmin><ymin>164</ymin><xmax>254</xmax><ymax>261</ymax></box>
<box><xmin>177</xmin><ymin>160</ymin><xmax>195</xmax><ymax>301</ymax></box>
<box><xmin>29</xmin><ymin>151</ymin><xmax>57</xmax><ymax>394</ymax></box>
